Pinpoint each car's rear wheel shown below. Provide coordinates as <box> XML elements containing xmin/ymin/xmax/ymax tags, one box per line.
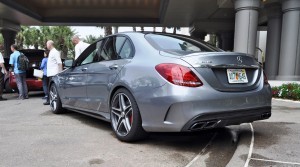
<box><xmin>110</xmin><ymin>88</ymin><xmax>147</xmax><ymax>142</ymax></box>
<box><xmin>49</xmin><ymin>83</ymin><xmax>64</xmax><ymax>114</ymax></box>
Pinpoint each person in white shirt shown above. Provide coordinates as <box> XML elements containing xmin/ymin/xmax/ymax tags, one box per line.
<box><xmin>44</xmin><ymin>40</ymin><xmax>63</xmax><ymax>105</ymax></box>
<box><xmin>0</xmin><ymin>51</ymin><xmax>8</xmax><ymax>101</ymax></box>
<box><xmin>72</xmin><ymin>35</ymin><xmax>90</xmax><ymax>60</ymax></box>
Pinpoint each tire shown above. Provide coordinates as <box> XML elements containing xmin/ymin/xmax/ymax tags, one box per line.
<box><xmin>49</xmin><ymin>83</ymin><xmax>64</xmax><ymax>114</ymax></box>
<box><xmin>110</xmin><ymin>88</ymin><xmax>147</xmax><ymax>142</ymax></box>
<box><xmin>4</xmin><ymin>80</ymin><xmax>13</xmax><ymax>93</ymax></box>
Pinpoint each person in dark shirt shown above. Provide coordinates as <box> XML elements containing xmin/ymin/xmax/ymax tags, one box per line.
<box><xmin>40</xmin><ymin>50</ymin><xmax>49</xmax><ymax>99</ymax></box>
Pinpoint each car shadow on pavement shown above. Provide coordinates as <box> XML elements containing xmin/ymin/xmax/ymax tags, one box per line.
<box><xmin>28</xmin><ymin>91</ymin><xmax>45</xmax><ymax>98</ymax></box>
<box><xmin>141</xmin><ymin>128</ymin><xmax>236</xmax><ymax>151</ymax></box>
<box><xmin>41</xmin><ymin>109</ymin><xmax>239</xmax><ymax>166</ymax></box>
<box><xmin>61</xmin><ymin>110</ymin><xmax>112</xmax><ymax>131</ymax></box>
<box><xmin>4</xmin><ymin>91</ymin><xmax>44</xmax><ymax>100</ymax></box>
<box><xmin>40</xmin><ymin>109</ymin><xmax>112</xmax><ymax>132</ymax></box>
<box><xmin>44</xmin><ymin>110</ymin><xmax>237</xmax><ymax>157</ymax></box>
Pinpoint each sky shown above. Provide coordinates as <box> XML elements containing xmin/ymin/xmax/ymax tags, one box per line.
<box><xmin>70</xmin><ymin>26</ymin><xmax>191</xmax><ymax>39</ymax></box>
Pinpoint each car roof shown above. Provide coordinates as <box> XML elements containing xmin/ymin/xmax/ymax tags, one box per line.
<box><xmin>117</xmin><ymin>31</ymin><xmax>189</xmax><ymax>37</ymax></box>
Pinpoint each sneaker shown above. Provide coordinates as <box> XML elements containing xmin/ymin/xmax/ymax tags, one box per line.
<box><xmin>43</xmin><ymin>101</ymin><xmax>50</xmax><ymax>105</ymax></box>
<box><xmin>0</xmin><ymin>97</ymin><xmax>7</xmax><ymax>101</ymax></box>
<box><xmin>42</xmin><ymin>96</ymin><xmax>47</xmax><ymax>100</ymax></box>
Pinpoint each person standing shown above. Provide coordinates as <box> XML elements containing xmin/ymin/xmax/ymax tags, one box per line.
<box><xmin>0</xmin><ymin>51</ymin><xmax>8</xmax><ymax>101</ymax></box>
<box><xmin>9</xmin><ymin>44</ymin><xmax>28</xmax><ymax>100</ymax></box>
<box><xmin>44</xmin><ymin>40</ymin><xmax>63</xmax><ymax>105</ymax></box>
<box><xmin>40</xmin><ymin>50</ymin><xmax>49</xmax><ymax>100</ymax></box>
<box><xmin>72</xmin><ymin>35</ymin><xmax>89</xmax><ymax>60</ymax></box>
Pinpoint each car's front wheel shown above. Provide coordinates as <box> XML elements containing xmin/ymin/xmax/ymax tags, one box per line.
<box><xmin>49</xmin><ymin>83</ymin><xmax>64</xmax><ymax>114</ymax></box>
<box><xmin>110</xmin><ymin>88</ymin><xmax>147</xmax><ymax>142</ymax></box>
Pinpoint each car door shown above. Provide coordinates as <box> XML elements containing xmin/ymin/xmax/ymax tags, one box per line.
<box><xmin>86</xmin><ymin>35</ymin><xmax>134</xmax><ymax>113</ymax></box>
<box><xmin>62</xmin><ymin>43</ymin><xmax>98</xmax><ymax>109</ymax></box>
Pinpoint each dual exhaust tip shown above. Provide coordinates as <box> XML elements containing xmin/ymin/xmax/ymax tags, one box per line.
<box><xmin>190</xmin><ymin>120</ymin><xmax>221</xmax><ymax>131</ymax></box>
<box><xmin>189</xmin><ymin>112</ymin><xmax>271</xmax><ymax>131</ymax></box>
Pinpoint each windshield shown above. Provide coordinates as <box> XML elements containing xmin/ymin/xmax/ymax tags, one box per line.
<box><xmin>145</xmin><ymin>34</ymin><xmax>221</xmax><ymax>53</ymax></box>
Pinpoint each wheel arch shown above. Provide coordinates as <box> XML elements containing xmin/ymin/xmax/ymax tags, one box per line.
<box><xmin>109</xmin><ymin>84</ymin><xmax>148</xmax><ymax>141</ymax></box>
<box><xmin>108</xmin><ymin>84</ymin><xmax>141</xmax><ymax>119</ymax></box>
<box><xmin>109</xmin><ymin>85</ymin><xmax>132</xmax><ymax>108</ymax></box>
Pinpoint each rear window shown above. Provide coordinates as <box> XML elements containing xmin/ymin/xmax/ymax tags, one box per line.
<box><xmin>145</xmin><ymin>34</ymin><xmax>220</xmax><ymax>52</ymax></box>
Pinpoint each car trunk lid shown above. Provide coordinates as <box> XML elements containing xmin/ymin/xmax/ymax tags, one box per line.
<box><xmin>180</xmin><ymin>52</ymin><xmax>262</xmax><ymax>92</ymax></box>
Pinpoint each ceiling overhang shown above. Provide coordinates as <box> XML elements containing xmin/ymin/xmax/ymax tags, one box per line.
<box><xmin>0</xmin><ymin>0</ymin><xmax>168</xmax><ymax>26</ymax></box>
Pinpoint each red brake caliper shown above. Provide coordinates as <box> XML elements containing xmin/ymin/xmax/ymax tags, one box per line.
<box><xmin>129</xmin><ymin>113</ymin><xmax>133</xmax><ymax>125</ymax></box>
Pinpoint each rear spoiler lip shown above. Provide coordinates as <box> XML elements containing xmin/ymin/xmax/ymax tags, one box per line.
<box><xmin>195</xmin><ymin>64</ymin><xmax>260</xmax><ymax>69</ymax></box>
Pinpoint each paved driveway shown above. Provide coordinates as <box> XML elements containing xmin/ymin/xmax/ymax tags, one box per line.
<box><xmin>1</xmin><ymin>93</ymin><xmax>300</xmax><ymax>167</ymax></box>
<box><xmin>0</xmin><ymin>93</ymin><xmax>237</xmax><ymax>167</ymax></box>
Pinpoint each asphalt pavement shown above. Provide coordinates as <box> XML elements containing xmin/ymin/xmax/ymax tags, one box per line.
<box><xmin>0</xmin><ymin>92</ymin><xmax>300</xmax><ymax>167</ymax></box>
<box><xmin>227</xmin><ymin>99</ymin><xmax>300</xmax><ymax>167</ymax></box>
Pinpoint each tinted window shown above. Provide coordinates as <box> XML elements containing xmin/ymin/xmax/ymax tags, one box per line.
<box><xmin>119</xmin><ymin>40</ymin><xmax>133</xmax><ymax>59</ymax></box>
<box><xmin>81</xmin><ymin>48</ymin><xmax>98</xmax><ymax>65</ymax></box>
<box><xmin>145</xmin><ymin>34</ymin><xmax>218</xmax><ymax>53</ymax></box>
<box><xmin>115</xmin><ymin>37</ymin><xmax>126</xmax><ymax>54</ymax></box>
<box><xmin>79</xmin><ymin>41</ymin><xmax>102</xmax><ymax>65</ymax></box>
<box><xmin>100</xmin><ymin>37</ymin><xmax>117</xmax><ymax>61</ymax></box>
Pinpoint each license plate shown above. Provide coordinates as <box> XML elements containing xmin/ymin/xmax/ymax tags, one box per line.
<box><xmin>227</xmin><ymin>69</ymin><xmax>248</xmax><ymax>84</ymax></box>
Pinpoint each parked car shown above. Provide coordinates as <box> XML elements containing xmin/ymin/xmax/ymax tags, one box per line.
<box><xmin>5</xmin><ymin>49</ymin><xmax>44</xmax><ymax>92</ymax></box>
<box><xmin>49</xmin><ymin>32</ymin><xmax>272</xmax><ymax>142</ymax></box>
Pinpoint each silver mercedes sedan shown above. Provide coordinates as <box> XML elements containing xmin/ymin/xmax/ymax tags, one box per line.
<box><xmin>49</xmin><ymin>32</ymin><xmax>272</xmax><ymax>142</ymax></box>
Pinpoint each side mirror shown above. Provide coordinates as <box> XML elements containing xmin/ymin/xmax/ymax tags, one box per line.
<box><xmin>64</xmin><ymin>59</ymin><xmax>74</xmax><ymax>68</ymax></box>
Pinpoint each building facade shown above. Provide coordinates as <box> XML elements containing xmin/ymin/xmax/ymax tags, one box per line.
<box><xmin>0</xmin><ymin>0</ymin><xmax>299</xmax><ymax>80</ymax></box>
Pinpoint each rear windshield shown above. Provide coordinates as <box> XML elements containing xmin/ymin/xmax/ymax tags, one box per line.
<box><xmin>145</xmin><ymin>34</ymin><xmax>221</xmax><ymax>53</ymax></box>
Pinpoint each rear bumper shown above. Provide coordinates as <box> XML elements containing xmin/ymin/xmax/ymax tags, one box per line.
<box><xmin>136</xmin><ymin>81</ymin><xmax>272</xmax><ymax>132</ymax></box>
<box><xmin>181</xmin><ymin>106</ymin><xmax>271</xmax><ymax>131</ymax></box>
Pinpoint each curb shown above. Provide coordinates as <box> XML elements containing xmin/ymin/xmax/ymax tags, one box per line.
<box><xmin>272</xmin><ymin>98</ymin><xmax>300</xmax><ymax>104</ymax></box>
<box><xmin>226</xmin><ymin>124</ymin><xmax>252</xmax><ymax>167</ymax></box>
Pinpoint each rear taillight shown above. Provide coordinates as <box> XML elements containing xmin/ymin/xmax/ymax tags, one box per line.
<box><xmin>155</xmin><ymin>63</ymin><xmax>203</xmax><ymax>87</ymax></box>
<box><xmin>263</xmin><ymin>71</ymin><xmax>269</xmax><ymax>84</ymax></box>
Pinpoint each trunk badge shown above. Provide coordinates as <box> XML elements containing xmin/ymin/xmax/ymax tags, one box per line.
<box><xmin>201</xmin><ymin>61</ymin><xmax>212</xmax><ymax>64</ymax></box>
<box><xmin>237</xmin><ymin>56</ymin><xmax>243</xmax><ymax>64</ymax></box>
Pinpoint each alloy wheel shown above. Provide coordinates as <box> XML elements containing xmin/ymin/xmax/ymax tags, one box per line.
<box><xmin>111</xmin><ymin>93</ymin><xmax>133</xmax><ymax>136</ymax></box>
<box><xmin>49</xmin><ymin>85</ymin><xmax>58</xmax><ymax>111</ymax></box>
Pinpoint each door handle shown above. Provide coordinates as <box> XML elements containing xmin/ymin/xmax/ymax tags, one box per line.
<box><xmin>81</xmin><ymin>68</ymin><xmax>88</xmax><ymax>71</ymax></box>
<box><xmin>109</xmin><ymin>64</ymin><xmax>118</xmax><ymax>70</ymax></box>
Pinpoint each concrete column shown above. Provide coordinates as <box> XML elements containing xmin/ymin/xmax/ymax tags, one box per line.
<box><xmin>277</xmin><ymin>0</ymin><xmax>300</xmax><ymax>80</ymax></box>
<box><xmin>0</xmin><ymin>19</ymin><xmax>20</xmax><ymax>58</ymax></box>
<box><xmin>264</xmin><ymin>3</ymin><xmax>282</xmax><ymax>80</ymax></box>
<box><xmin>296</xmin><ymin>26</ymin><xmax>300</xmax><ymax>76</ymax></box>
<box><xmin>1</xmin><ymin>30</ymin><xmax>17</xmax><ymax>58</ymax></box>
<box><xmin>218</xmin><ymin>32</ymin><xmax>234</xmax><ymax>51</ymax></box>
<box><xmin>233</xmin><ymin>0</ymin><xmax>260</xmax><ymax>56</ymax></box>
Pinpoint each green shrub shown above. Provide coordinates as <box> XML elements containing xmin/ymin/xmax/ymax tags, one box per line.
<box><xmin>272</xmin><ymin>83</ymin><xmax>300</xmax><ymax>100</ymax></box>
